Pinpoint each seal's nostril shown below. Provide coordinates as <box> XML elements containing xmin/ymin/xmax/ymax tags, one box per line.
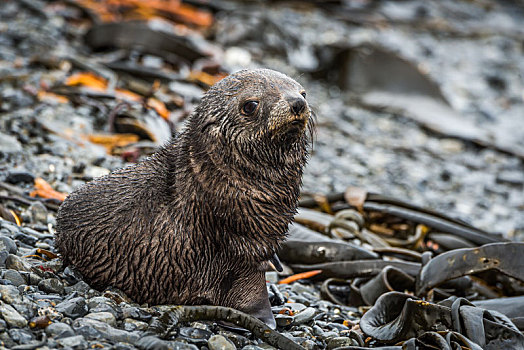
<box><xmin>290</xmin><ymin>98</ymin><xmax>306</xmax><ymax>116</ymax></box>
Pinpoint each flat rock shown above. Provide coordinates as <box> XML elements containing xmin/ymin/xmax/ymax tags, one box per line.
<box><xmin>55</xmin><ymin>297</ymin><xmax>88</xmax><ymax>318</ymax></box>
<box><xmin>3</xmin><ymin>269</ymin><xmax>26</xmax><ymax>286</ymax></box>
<box><xmin>0</xmin><ymin>300</ymin><xmax>27</xmax><ymax>327</ymax></box>
<box><xmin>5</xmin><ymin>254</ymin><xmax>32</xmax><ymax>272</ymax></box>
<box><xmin>45</xmin><ymin>321</ymin><xmax>76</xmax><ymax>338</ymax></box>
<box><xmin>0</xmin><ymin>284</ymin><xmax>22</xmax><ymax>304</ymax></box>
<box><xmin>38</xmin><ymin>278</ymin><xmax>65</xmax><ymax>295</ymax></box>
<box><xmin>56</xmin><ymin>335</ymin><xmax>87</xmax><ymax>348</ymax></box>
<box><xmin>85</xmin><ymin>311</ymin><xmax>117</xmax><ymax>326</ymax></box>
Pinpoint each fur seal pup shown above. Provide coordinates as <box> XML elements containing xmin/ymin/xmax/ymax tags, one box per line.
<box><xmin>55</xmin><ymin>68</ymin><xmax>313</xmax><ymax>327</ymax></box>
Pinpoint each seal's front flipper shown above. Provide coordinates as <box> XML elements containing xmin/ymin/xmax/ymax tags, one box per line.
<box><xmin>245</xmin><ymin>284</ymin><xmax>276</xmax><ymax>329</ymax></box>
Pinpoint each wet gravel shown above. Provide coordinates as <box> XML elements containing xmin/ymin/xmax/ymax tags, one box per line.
<box><xmin>0</xmin><ymin>0</ymin><xmax>523</xmax><ymax>349</ymax></box>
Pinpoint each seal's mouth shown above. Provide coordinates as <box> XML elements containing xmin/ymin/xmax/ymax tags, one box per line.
<box><xmin>276</xmin><ymin>116</ymin><xmax>308</xmax><ymax>135</ymax></box>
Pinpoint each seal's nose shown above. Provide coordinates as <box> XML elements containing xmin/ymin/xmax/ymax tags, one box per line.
<box><xmin>290</xmin><ymin>98</ymin><xmax>306</xmax><ymax>116</ymax></box>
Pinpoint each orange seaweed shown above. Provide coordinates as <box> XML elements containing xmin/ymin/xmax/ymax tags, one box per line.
<box><xmin>87</xmin><ymin>133</ymin><xmax>140</xmax><ymax>153</ymax></box>
<box><xmin>65</xmin><ymin>72</ymin><xmax>107</xmax><ymax>91</ymax></box>
<box><xmin>278</xmin><ymin>270</ymin><xmax>322</xmax><ymax>284</ymax></box>
<box><xmin>30</xmin><ymin>178</ymin><xmax>68</xmax><ymax>202</ymax></box>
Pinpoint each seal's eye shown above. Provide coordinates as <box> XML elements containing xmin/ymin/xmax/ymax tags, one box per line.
<box><xmin>301</xmin><ymin>92</ymin><xmax>307</xmax><ymax>99</ymax></box>
<box><xmin>242</xmin><ymin>101</ymin><xmax>259</xmax><ymax>115</ymax></box>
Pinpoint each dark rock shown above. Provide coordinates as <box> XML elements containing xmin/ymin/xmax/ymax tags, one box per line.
<box><xmin>0</xmin><ymin>301</ymin><xmax>27</xmax><ymax>327</ymax></box>
<box><xmin>177</xmin><ymin>327</ymin><xmax>213</xmax><ymax>346</ymax></box>
<box><xmin>136</xmin><ymin>335</ymin><xmax>199</xmax><ymax>350</ymax></box>
<box><xmin>15</xmin><ymin>231</ymin><xmax>39</xmax><ymax>246</ymax></box>
<box><xmin>122</xmin><ymin>307</ymin><xmax>152</xmax><ymax>322</ymax></box>
<box><xmin>123</xmin><ymin>318</ymin><xmax>148</xmax><ymax>331</ymax></box>
<box><xmin>218</xmin><ymin>331</ymin><xmax>251</xmax><ymax>348</ymax></box>
<box><xmin>3</xmin><ymin>269</ymin><xmax>26</xmax><ymax>286</ymax></box>
<box><xmin>276</xmin><ymin>314</ymin><xmax>294</xmax><ymax>327</ymax></box>
<box><xmin>326</xmin><ymin>336</ymin><xmax>357</xmax><ymax>349</ymax></box>
<box><xmin>87</xmin><ymin>297</ymin><xmax>121</xmax><ymax>319</ymax></box>
<box><xmin>0</xmin><ymin>284</ymin><xmax>22</xmax><ymax>303</ymax></box>
<box><xmin>5</xmin><ymin>254</ymin><xmax>32</xmax><ymax>272</ymax></box>
<box><xmin>27</xmin><ymin>272</ymin><xmax>43</xmax><ymax>286</ymax></box>
<box><xmin>65</xmin><ymin>281</ymin><xmax>91</xmax><ymax>294</ymax></box>
<box><xmin>0</xmin><ymin>330</ymin><xmax>16</xmax><ymax>348</ymax></box>
<box><xmin>5</xmin><ymin>171</ymin><xmax>35</xmax><ymax>184</ymax></box>
<box><xmin>0</xmin><ymin>236</ymin><xmax>17</xmax><ymax>255</ymax></box>
<box><xmin>38</xmin><ymin>278</ymin><xmax>65</xmax><ymax>295</ymax></box>
<box><xmin>56</xmin><ymin>335</ymin><xmax>87</xmax><ymax>348</ymax></box>
<box><xmin>55</xmin><ymin>297</ymin><xmax>88</xmax><ymax>318</ymax></box>
<box><xmin>45</xmin><ymin>321</ymin><xmax>76</xmax><ymax>339</ymax></box>
<box><xmin>62</xmin><ymin>266</ymin><xmax>83</xmax><ymax>285</ymax></box>
<box><xmin>28</xmin><ymin>202</ymin><xmax>48</xmax><ymax>224</ymax></box>
<box><xmin>73</xmin><ymin>317</ymin><xmax>140</xmax><ymax>343</ymax></box>
<box><xmin>8</xmin><ymin>328</ymin><xmax>33</xmax><ymax>344</ymax></box>
<box><xmin>0</xmin><ymin>250</ymin><xmax>8</xmax><ymax>268</ymax></box>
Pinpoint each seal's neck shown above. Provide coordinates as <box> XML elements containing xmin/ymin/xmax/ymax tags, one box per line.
<box><xmin>163</xmin><ymin>132</ymin><xmax>307</xmax><ymax>262</ymax></box>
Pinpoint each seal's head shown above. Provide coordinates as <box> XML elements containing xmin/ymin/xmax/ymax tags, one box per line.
<box><xmin>186</xmin><ymin>69</ymin><xmax>314</xmax><ymax>171</ymax></box>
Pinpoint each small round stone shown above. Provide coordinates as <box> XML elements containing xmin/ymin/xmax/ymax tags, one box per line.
<box><xmin>38</xmin><ymin>278</ymin><xmax>65</xmax><ymax>295</ymax></box>
<box><xmin>208</xmin><ymin>334</ymin><xmax>236</xmax><ymax>350</ymax></box>
<box><xmin>85</xmin><ymin>312</ymin><xmax>117</xmax><ymax>327</ymax></box>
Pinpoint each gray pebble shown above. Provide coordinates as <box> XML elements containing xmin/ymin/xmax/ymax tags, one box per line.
<box><xmin>0</xmin><ymin>236</ymin><xmax>17</xmax><ymax>255</ymax></box>
<box><xmin>208</xmin><ymin>334</ymin><xmax>236</xmax><ymax>350</ymax></box>
<box><xmin>74</xmin><ymin>317</ymin><xmax>140</xmax><ymax>344</ymax></box>
<box><xmin>275</xmin><ymin>314</ymin><xmax>293</xmax><ymax>327</ymax></box>
<box><xmin>85</xmin><ymin>311</ymin><xmax>117</xmax><ymax>326</ymax></box>
<box><xmin>326</xmin><ymin>336</ymin><xmax>359</xmax><ymax>349</ymax></box>
<box><xmin>0</xmin><ymin>284</ymin><xmax>22</xmax><ymax>304</ymax></box>
<box><xmin>0</xmin><ymin>221</ymin><xmax>20</xmax><ymax>236</ymax></box>
<box><xmin>46</xmin><ymin>321</ymin><xmax>76</xmax><ymax>338</ymax></box>
<box><xmin>123</xmin><ymin>317</ymin><xmax>148</xmax><ymax>331</ymax></box>
<box><xmin>29</xmin><ymin>201</ymin><xmax>48</xmax><ymax>224</ymax></box>
<box><xmin>38</xmin><ymin>278</ymin><xmax>65</xmax><ymax>295</ymax></box>
<box><xmin>56</xmin><ymin>335</ymin><xmax>87</xmax><ymax>348</ymax></box>
<box><xmin>55</xmin><ymin>297</ymin><xmax>88</xmax><ymax>318</ymax></box>
<box><xmin>8</xmin><ymin>328</ymin><xmax>33</xmax><ymax>343</ymax></box>
<box><xmin>0</xmin><ymin>300</ymin><xmax>28</xmax><ymax>327</ymax></box>
<box><xmin>497</xmin><ymin>170</ymin><xmax>524</xmax><ymax>186</ymax></box>
<box><xmin>320</xmin><ymin>331</ymin><xmax>338</xmax><ymax>340</ymax></box>
<box><xmin>218</xmin><ymin>331</ymin><xmax>250</xmax><ymax>348</ymax></box>
<box><xmin>0</xmin><ymin>250</ymin><xmax>8</xmax><ymax>267</ymax></box>
<box><xmin>136</xmin><ymin>335</ymin><xmax>199</xmax><ymax>350</ymax></box>
<box><xmin>292</xmin><ymin>307</ymin><xmax>317</xmax><ymax>325</ymax></box>
<box><xmin>122</xmin><ymin>306</ymin><xmax>152</xmax><ymax>322</ymax></box>
<box><xmin>3</xmin><ymin>269</ymin><xmax>26</xmax><ymax>286</ymax></box>
<box><xmin>0</xmin><ymin>132</ymin><xmax>22</xmax><ymax>152</ymax></box>
<box><xmin>65</xmin><ymin>281</ymin><xmax>91</xmax><ymax>294</ymax></box>
<box><xmin>27</xmin><ymin>272</ymin><xmax>43</xmax><ymax>286</ymax></box>
<box><xmin>5</xmin><ymin>254</ymin><xmax>32</xmax><ymax>272</ymax></box>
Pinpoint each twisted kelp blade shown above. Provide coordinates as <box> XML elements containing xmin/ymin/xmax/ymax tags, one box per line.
<box><xmin>148</xmin><ymin>305</ymin><xmax>305</xmax><ymax>350</ymax></box>
<box><xmin>416</xmin><ymin>242</ymin><xmax>524</xmax><ymax>296</ymax></box>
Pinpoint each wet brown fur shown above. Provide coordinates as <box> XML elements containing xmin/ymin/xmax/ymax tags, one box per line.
<box><xmin>55</xmin><ymin>69</ymin><xmax>313</xmax><ymax>322</ymax></box>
